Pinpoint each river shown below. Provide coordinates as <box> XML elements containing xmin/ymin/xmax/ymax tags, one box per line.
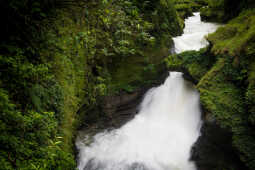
<box><xmin>76</xmin><ymin>13</ymin><xmax>219</xmax><ymax>170</ymax></box>
<box><xmin>173</xmin><ymin>12</ymin><xmax>219</xmax><ymax>54</ymax></box>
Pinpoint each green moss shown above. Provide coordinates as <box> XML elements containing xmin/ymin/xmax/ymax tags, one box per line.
<box><xmin>175</xmin><ymin>4</ymin><xmax>193</xmax><ymax>19</ymax></box>
<box><xmin>246</xmin><ymin>61</ymin><xmax>255</xmax><ymax>126</ymax></box>
<box><xmin>199</xmin><ymin>0</ymin><xmax>228</xmax><ymax>22</ymax></box>
<box><xmin>39</xmin><ymin>11</ymin><xmax>89</xmax><ymax>152</ymax></box>
<box><xmin>110</xmin><ymin>37</ymin><xmax>171</xmax><ymax>93</ymax></box>
<box><xmin>196</xmin><ymin>56</ymin><xmax>255</xmax><ymax>169</ymax></box>
<box><xmin>110</xmin><ymin>55</ymin><xmax>145</xmax><ymax>91</ymax></box>
<box><xmin>165</xmin><ymin>17</ymin><xmax>255</xmax><ymax>167</ymax></box>
<box><xmin>200</xmin><ymin>0</ymin><xmax>255</xmax><ymax>22</ymax></box>
<box><xmin>164</xmin><ymin>3</ymin><xmax>255</xmax><ymax>169</ymax></box>
<box><xmin>200</xmin><ymin>7</ymin><xmax>225</xmax><ymax>22</ymax></box>
<box><xmin>165</xmin><ymin>48</ymin><xmax>216</xmax><ymax>81</ymax></box>
<box><xmin>0</xmin><ymin>88</ymin><xmax>76</xmax><ymax>170</ymax></box>
<box><xmin>173</xmin><ymin>0</ymin><xmax>204</xmax><ymax>19</ymax></box>
<box><xmin>197</xmin><ymin>58</ymin><xmax>245</xmax><ymax>128</ymax></box>
<box><xmin>207</xmin><ymin>9</ymin><xmax>255</xmax><ymax>56</ymax></box>
<box><xmin>0</xmin><ymin>0</ymin><xmax>183</xmax><ymax>169</ymax></box>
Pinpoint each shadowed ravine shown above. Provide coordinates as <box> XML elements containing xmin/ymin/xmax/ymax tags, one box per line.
<box><xmin>76</xmin><ymin>13</ymin><xmax>219</xmax><ymax>170</ymax></box>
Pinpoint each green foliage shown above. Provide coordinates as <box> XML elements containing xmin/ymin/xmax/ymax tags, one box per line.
<box><xmin>0</xmin><ymin>43</ymin><xmax>76</xmax><ymax>169</ymax></box>
<box><xmin>197</xmin><ymin>58</ymin><xmax>246</xmax><ymax>128</ymax></box>
<box><xmin>200</xmin><ymin>0</ymin><xmax>231</xmax><ymax>22</ymax></box>
<box><xmin>171</xmin><ymin>0</ymin><xmax>209</xmax><ymax>29</ymax></box>
<box><xmin>246</xmin><ymin>62</ymin><xmax>255</xmax><ymax>126</ymax></box>
<box><xmin>173</xmin><ymin>0</ymin><xmax>205</xmax><ymax>19</ymax></box>
<box><xmin>165</xmin><ymin>48</ymin><xmax>216</xmax><ymax>81</ymax></box>
<box><xmin>0</xmin><ymin>89</ymin><xmax>75</xmax><ymax>170</ymax></box>
<box><xmin>174</xmin><ymin>4</ymin><xmax>193</xmax><ymax>19</ymax></box>
<box><xmin>134</xmin><ymin>0</ymin><xmax>182</xmax><ymax>36</ymax></box>
<box><xmin>207</xmin><ymin>9</ymin><xmax>255</xmax><ymax>56</ymax></box>
<box><xmin>200</xmin><ymin>0</ymin><xmax>255</xmax><ymax>22</ymax></box>
<box><xmin>0</xmin><ymin>0</ymin><xmax>78</xmax><ymax>48</ymax></box>
<box><xmin>167</xmin><ymin>9</ymin><xmax>255</xmax><ymax>168</ymax></box>
<box><xmin>197</xmin><ymin>57</ymin><xmax>255</xmax><ymax>169</ymax></box>
<box><xmin>165</xmin><ymin>9</ymin><xmax>255</xmax><ymax>168</ymax></box>
<box><xmin>0</xmin><ymin>0</ymin><xmax>182</xmax><ymax>169</ymax></box>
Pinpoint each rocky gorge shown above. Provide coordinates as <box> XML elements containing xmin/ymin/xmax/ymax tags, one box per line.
<box><xmin>1</xmin><ymin>0</ymin><xmax>255</xmax><ymax>170</ymax></box>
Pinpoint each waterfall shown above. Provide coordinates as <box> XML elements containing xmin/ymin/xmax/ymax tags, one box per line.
<box><xmin>173</xmin><ymin>12</ymin><xmax>219</xmax><ymax>54</ymax></box>
<box><xmin>76</xmin><ymin>72</ymin><xmax>202</xmax><ymax>170</ymax></box>
<box><xmin>76</xmin><ymin>13</ymin><xmax>219</xmax><ymax>170</ymax></box>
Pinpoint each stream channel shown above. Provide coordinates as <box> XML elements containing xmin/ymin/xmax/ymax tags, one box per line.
<box><xmin>76</xmin><ymin>12</ymin><xmax>219</xmax><ymax>170</ymax></box>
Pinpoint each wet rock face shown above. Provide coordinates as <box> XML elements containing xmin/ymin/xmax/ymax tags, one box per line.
<box><xmin>101</xmin><ymin>72</ymin><xmax>170</xmax><ymax>128</ymax></box>
<box><xmin>77</xmin><ymin>69</ymin><xmax>169</xmax><ymax>133</ymax></box>
<box><xmin>191</xmin><ymin>120</ymin><xmax>246</xmax><ymax>170</ymax></box>
<box><xmin>79</xmin><ymin>72</ymin><xmax>248</xmax><ymax>170</ymax></box>
<box><xmin>102</xmin><ymin>89</ymin><xmax>146</xmax><ymax>128</ymax></box>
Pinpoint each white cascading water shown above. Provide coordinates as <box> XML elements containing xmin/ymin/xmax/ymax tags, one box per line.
<box><xmin>173</xmin><ymin>12</ymin><xmax>219</xmax><ymax>53</ymax></box>
<box><xmin>76</xmin><ymin>72</ymin><xmax>201</xmax><ymax>170</ymax></box>
<box><xmin>76</xmin><ymin>13</ymin><xmax>219</xmax><ymax>170</ymax></box>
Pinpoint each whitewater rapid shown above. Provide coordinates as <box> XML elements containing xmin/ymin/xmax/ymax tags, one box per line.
<box><xmin>173</xmin><ymin>12</ymin><xmax>219</xmax><ymax>53</ymax></box>
<box><xmin>76</xmin><ymin>12</ymin><xmax>219</xmax><ymax>170</ymax></box>
<box><xmin>76</xmin><ymin>72</ymin><xmax>201</xmax><ymax>170</ymax></box>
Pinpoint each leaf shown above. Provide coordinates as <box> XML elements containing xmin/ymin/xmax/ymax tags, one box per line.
<box><xmin>102</xmin><ymin>0</ymin><xmax>108</xmax><ymax>4</ymax></box>
<box><xmin>33</xmin><ymin>7</ymin><xmax>41</xmax><ymax>12</ymax></box>
<box><xmin>40</xmin><ymin>12</ymin><xmax>46</xmax><ymax>17</ymax></box>
<box><xmin>55</xmin><ymin>141</ymin><xmax>62</xmax><ymax>145</ymax></box>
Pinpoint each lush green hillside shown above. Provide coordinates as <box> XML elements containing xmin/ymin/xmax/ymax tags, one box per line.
<box><xmin>166</xmin><ymin>5</ymin><xmax>255</xmax><ymax>169</ymax></box>
<box><xmin>2</xmin><ymin>0</ymin><xmax>254</xmax><ymax>169</ymax></box>
<box><xmin>200</xmin><ymin>0</ymin><xmax>255</xmax><ymax>22</ymax></box>
<box><xmin>0</xmin><ymin>0</ymin><xmax>182</xmax><ymax>169</ymax></box>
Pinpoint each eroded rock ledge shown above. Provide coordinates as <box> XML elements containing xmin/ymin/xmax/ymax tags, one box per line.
<box><xmin>191</xmin><ymin>120</ymin><xmax>246</xmax><ymax>170</ymax></box>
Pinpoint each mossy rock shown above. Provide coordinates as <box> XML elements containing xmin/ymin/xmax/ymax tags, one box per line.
<box><xmin>200</xmin><ymin>7</ymin><xmax>225</xmax><ymax>22</ymax></box>
<box><xmin>167</xmin><ymin>5</ymin><xmax>255</xmax><ymax>169</ymax></box>
<box><xmin>197</xmin><ymin>58</ymin><xmax>245</xmax><ymax>128</ymax></box>
<box><xmin>174</xmin><ymin>0</ymin><xmax>204</xmax><ymax>19</ymax></box>
<box><xmin>165</xmin><ymin>48</ymin><xmax>216</xmax><ymax>82</ymax></box>
<box><xmin>207</xmin><ymin>9</ymin><xmax>255</xmax><ymax>56</ymax></box>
